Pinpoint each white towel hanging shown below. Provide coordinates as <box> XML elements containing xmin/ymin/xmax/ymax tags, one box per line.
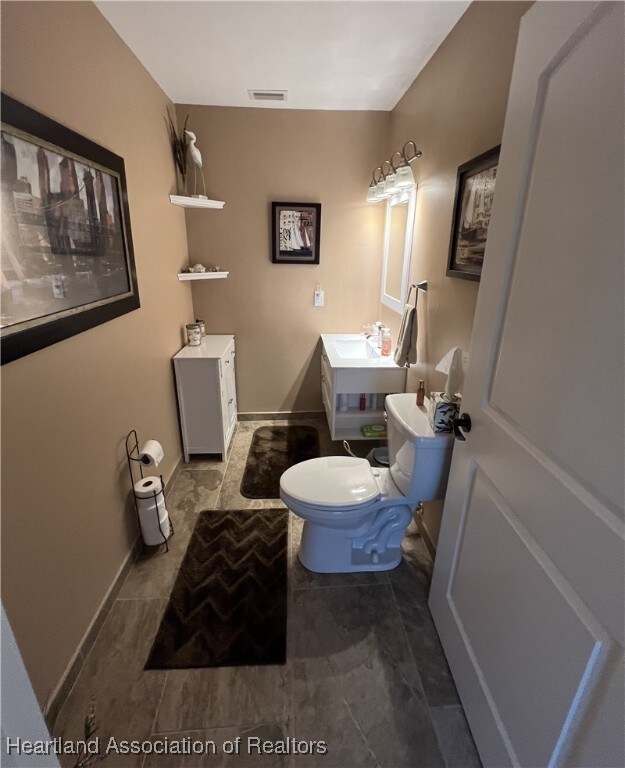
<box><xmin>394</xmin><ymin>300</ymin><xmax>418</xmax><ymax>367</ymax></box>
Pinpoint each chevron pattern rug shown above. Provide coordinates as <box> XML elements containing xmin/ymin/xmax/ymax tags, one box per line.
<box><xmin>145</xmin><ymin>509</ymin><xmax>288</xmax><ymax>669</ymax></box>
<box><xmin>240</xmin><ymin>425</ymin><xmax>320</xmax><ymax>499</ymax></box>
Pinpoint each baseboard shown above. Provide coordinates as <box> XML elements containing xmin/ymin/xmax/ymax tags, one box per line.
<box><xmin>44</xmin><ymin>538</ymin><xmax>140</xmax><ymax>731</ymax></box>
<box><xmin>44</xmin><ymin>455</ymin><xmax>183</xmax><ymax>732</ymax></box>
<box><xmin>412</xmin><ymin>509</ymin><xmax>437</xmax><ymax>562</ymax></box>
<box><xmin>238</xmin><ymin>410</ymin><xmax>326</xmax><ymax>421</ymax></box>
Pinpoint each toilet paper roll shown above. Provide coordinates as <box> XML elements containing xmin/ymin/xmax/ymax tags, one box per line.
<box><xmin>136</xmin><ymin>491</ymin><xmax>166</xmax><ymax>514</ymax></box>
<box><xmin>138</xmin><ymin>440</ymin><xmax>164</xmax><ymax>468</ymax></box>
<box><xmin>138</xmin><ymin>497</ymin><xmax>171</xmax><ymax>546</ymax></box>
<box><xmin>134</xmin><ymin>476</ymin><xmax>163</xmax><ymax>499</ymax></box>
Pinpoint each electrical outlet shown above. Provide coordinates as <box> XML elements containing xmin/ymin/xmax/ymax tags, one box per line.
<box><xmin>314</xmin><ymin>289</ymin><xmax>324</xmax><ymax>307</ymax></box>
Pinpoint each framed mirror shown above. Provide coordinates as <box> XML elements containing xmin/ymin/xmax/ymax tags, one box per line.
<box><xmin>380</xmin><ymin>186</ymin><xmax>416</xmax><ymax>314</ymax></box>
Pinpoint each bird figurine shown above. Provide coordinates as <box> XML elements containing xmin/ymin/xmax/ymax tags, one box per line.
<box><xmin>184</xmin><ymin>130</ymin><xmax>208</xmax><ymax>198</ymax></box>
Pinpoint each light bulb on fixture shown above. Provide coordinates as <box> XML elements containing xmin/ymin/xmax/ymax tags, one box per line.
<box><xmin>395</xmin><ymin>140</ymin><xmax>422</xmax><ymax>188</ymax></box>
<box><xmin>395</xmin><ymin>165</ymin><xmax>414</xmax><ymax>188</ymax></box>
<box><xmin>376</xmin><ymin>160</ymin><xmax>393</xmax><ymax>200</ymax></box>
<box><xmin>375</xmin><ymin>180</ymin><xmax>387</xmax><ymax>198</ymax></box>
<box><xmin>383</xmin><ymin>151</ymin><xmax>403</xmax><ymax>197</ymax></box>
<box><xmin>367</xmin><ymin>167</ymin><xmax>384</xmax><ymax>203</ymax></box>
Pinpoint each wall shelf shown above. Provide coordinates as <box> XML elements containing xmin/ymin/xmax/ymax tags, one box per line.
<box><xmin>178</xmin><ymin>272</ymin><xmax>229</xmax><ymax>281</ymax></box>
<box><xmin>170</xmin><ymin>195</ymin><xmax>225</xmax><ymax>209</ymax></box>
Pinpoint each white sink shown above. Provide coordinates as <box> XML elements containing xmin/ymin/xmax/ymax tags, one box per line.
<box><xmin>333</xmin><ymin>338</ymin><xmax>380</xmax><ymax>360</ymax></box>
<box><xmin>321</xmin><ymin>334</ymin><xmax>400</xmax><ymax>370</ymax></box>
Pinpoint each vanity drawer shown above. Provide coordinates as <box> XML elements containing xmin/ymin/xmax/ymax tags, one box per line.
<box><xmin>321</xmin><ymin>378</ymin><xmax>333</xmax><ymax>427</ymax></box>
<box><xmin>321</xmin><ymin>352</ymin><xmax>333</xmax><ymax>390</ymax></box>
<box><xmin>334</xmin><ymin>366</ymin><xmax>406</xmax><ymax>394</ymax></box>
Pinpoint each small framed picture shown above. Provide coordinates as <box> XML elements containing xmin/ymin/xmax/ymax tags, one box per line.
<box><xmin>447</xmin><ymin>145</ymin><xmax>501</xmax><ymax>282</ymax></box>
<box><xmin>271</xmin><ymin>202</ymin><xmax>321</xmax><ymax>264</ymax></box>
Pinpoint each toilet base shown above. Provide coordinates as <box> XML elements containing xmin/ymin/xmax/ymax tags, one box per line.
<box><xmin>297</xmin><ymin>504</ymin><xmax>412</xmax><ymax>573</ymax></box>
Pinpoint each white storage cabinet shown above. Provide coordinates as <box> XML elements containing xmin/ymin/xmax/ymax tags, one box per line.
<box><xmin>173</xmin><ymin>335</ymin><xmax>237</xmax><ymax>461</ymax></box>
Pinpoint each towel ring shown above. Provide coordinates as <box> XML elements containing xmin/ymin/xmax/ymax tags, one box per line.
<box><xmin>407</xmin><ymin>281</ymin><xmax>428</xmax><ymax>307</ymax></box>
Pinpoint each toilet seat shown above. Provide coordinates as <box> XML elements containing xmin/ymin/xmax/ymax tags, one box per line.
<box><xmin>280</xmin><ymin>456</ymin><xmax>381</xmax><ymax>508</ymax></box>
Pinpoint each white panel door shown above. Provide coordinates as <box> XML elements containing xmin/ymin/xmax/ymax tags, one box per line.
<box><xmin>429</xmin><ymin>4</ymin><xmax>624</xmax><ymax>767</ymax></box>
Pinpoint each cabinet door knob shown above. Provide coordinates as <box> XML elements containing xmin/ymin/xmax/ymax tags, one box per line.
<box><xmin>228</xmin><ymin>398</ymin><xmax>234</xmax><ymax>405</ymax></box>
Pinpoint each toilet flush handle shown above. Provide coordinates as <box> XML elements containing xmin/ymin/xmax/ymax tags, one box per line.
<box><xmin>450</xmin><ymin>413</ymin><xmax>472</xmax><ymax>441</ymax></box>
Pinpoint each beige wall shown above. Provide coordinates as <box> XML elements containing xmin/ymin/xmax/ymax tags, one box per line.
<box><xmin>1</xmin><ymin>2</ymin><xmax>192</xmax><ymax>705</ymax></box>
<box><xmin>176</xmin><ymin>105</ymin><xmax>388</xmax><ymax>413</ymax></box>
<box><xmin>380</xmin><ymin>0</ymin><xmax>532</xmax><ymax>543</ymax></box>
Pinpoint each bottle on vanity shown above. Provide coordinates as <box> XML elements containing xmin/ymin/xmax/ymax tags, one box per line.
<box><xmin>380</xmin><ymin>328</ymin><xmax>392</xmax><ymax>356</ymax></box>
<box><xmin>416</xmin><ymin>380</ymin><xmax>426</xmax><ymax>407</ymax></box>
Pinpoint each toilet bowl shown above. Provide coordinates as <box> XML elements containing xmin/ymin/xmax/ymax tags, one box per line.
<box><xmin>280</xmin><ymin>394</ymin><xmax>454</xmax><ymax>573</ymax></box>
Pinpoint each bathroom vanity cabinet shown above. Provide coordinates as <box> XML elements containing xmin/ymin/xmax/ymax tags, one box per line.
<box><xmin>320</xmin><ymin>334</ymin><xmax>406</xmax><ymax>440</ymax></box>
<box><xmin>173</xmin><ymin>335</ymin><xmax>237</xmax><ymax>461</ymax></box>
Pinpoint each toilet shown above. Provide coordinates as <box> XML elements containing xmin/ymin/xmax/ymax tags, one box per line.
<box><xmin>280</xmin><ymin>393</ymin><xmax>455</xmax><ymax>573</ymax></box>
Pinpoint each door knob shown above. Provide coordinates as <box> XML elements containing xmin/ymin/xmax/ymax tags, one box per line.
<box><xmin>451</xmin><ymin>413</ymin><xmax>472</xmax><ymax>441</ymax></box>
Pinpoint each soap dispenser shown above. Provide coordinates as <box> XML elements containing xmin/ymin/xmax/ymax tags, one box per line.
<box><xmin>381</xmin><ymin>327</ymin><xmax>392</xmax><ymax>356</ymax></box>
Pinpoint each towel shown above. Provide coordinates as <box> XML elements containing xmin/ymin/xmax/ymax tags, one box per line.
<box><xmin>394</xmin><ymin>302</ymin><xmax>418</xmax><ymax>367</ymax></box>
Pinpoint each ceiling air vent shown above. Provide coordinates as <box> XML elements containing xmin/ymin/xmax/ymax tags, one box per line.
<box><xmin>247</xmin><ymin>89</ymin><xmax>289</xmax><ymax>102</ymax></box>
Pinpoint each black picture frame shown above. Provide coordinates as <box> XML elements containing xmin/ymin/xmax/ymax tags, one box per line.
<box><xmin>1</xmin><ymin>93</ymin><xmax>139</xmax><ymax>365</ymax></box>
<box><xmin>271</xmin><ymin>202</ymin><xmax>321</xmax><ymax>264</ymax></box>
<box><xmin>447</xmin><ymin>145</ymin><xmax>501</xmax><ymax>282</ymax></box>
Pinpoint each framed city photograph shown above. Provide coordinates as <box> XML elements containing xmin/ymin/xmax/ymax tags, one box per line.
<box><xmin>271</xmin><ymin>202</ymin><xmax>321</xmax><ymax>264</ymax></box>
<box><xmin>447</xmin><ymin>145</ymin><xmax>501</xmax><ymax>282</ymax></box>
<box><xmin>1</xmin><ymin>93</ymin><xmax>139</xmax><ymax>365</ymax></box>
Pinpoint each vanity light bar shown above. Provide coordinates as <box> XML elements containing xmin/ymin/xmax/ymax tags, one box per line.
<box><xmin>367</xmin><ymin>140</ymin><xmax>422</xmax><ymax>203</ymax></box>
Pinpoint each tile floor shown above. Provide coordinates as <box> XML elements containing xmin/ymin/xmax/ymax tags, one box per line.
<box><xmin>53</xmin><ymin>419</ymin><xmax>481</xmax><ymax>768</ymax></box>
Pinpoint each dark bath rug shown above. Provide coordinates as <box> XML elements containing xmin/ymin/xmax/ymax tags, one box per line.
<box><xmin>145</xmin><ymin>508</ymin><xmax>288</xmax><ymax>669</ymax></box>
<box><xmin>240</xmin><ymin>425</ymin><xmax>320</xmax><ymax>499</ymax></box>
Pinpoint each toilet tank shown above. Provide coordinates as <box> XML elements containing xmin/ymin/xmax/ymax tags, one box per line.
<box><xmin>386</xmin><ymin>393</ymin><xmax>454</xmax><ymax>502</ymax></box>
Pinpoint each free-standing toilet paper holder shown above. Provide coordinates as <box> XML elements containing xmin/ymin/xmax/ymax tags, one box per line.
<box><xmin>126</xmin><ymin>430</ymin><xmax>174</xmax><ymax>553</ymax></box>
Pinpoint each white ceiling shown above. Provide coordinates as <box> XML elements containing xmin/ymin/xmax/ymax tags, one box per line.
<box><xmin>95</xmin><ymin>1</ymin><xmax>471</xmax><ymax>110</ymax></box>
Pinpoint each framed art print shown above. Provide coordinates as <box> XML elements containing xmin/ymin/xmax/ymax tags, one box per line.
<box><xmin>447</xmin><ymin>145</ymin><xmax>500</xmax><ymax>282</ymax></box>
<box><xmin>1</xmin><ymin>93</ymin><xmax>139</xmax><ymax>364</ymax></box>
<box><xmin>271</xmin><ymin>202</ymin><xmax>321</xmax><ymax>264</ymax></box>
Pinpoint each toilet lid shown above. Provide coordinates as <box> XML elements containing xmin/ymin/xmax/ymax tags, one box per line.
<box><xmin>280</xmin><ymin>456</ymin><xmax>380</xmax><ymax>507</ymax></box>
